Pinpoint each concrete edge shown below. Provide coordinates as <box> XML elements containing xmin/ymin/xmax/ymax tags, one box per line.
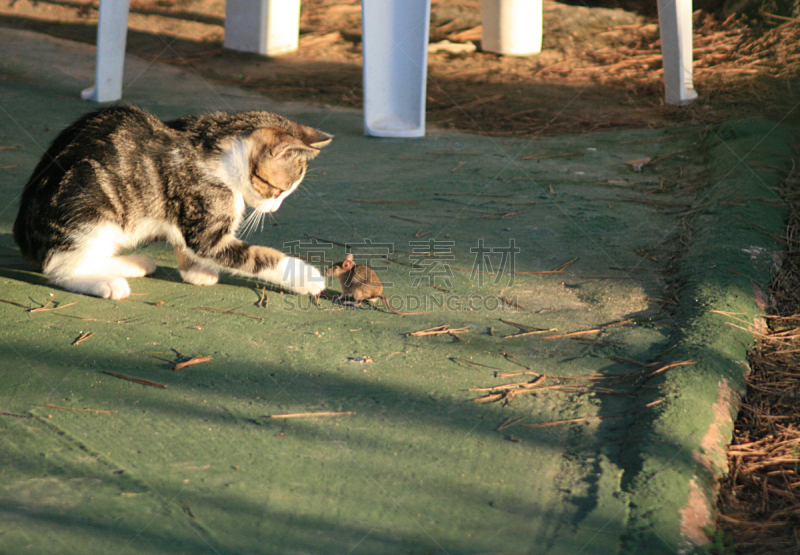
<box><xmin>622</xmin><ymin>118</ymin><xmax>797</xmax><ymax>553</ymax></box>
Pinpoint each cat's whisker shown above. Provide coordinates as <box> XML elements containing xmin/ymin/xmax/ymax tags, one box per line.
<box><xmin>266</xmin><ymin>212</ymin><xmax>277</xmax><ymax>229</ymax></box>
<box><xmin>239</xmin><ymin>210</ymin><xmax>252</xmax><ymax>236</ymax></box>
<box><xmin>239</xmin><ymin>208</ymin><xmax>261</xmax><ymax>239</ymax></box>
<box><xmin>255</xmin><ymin>210</ymin><xmax>267</xmax><ymax>235</ymax></box>
<box><xmin>294</xmin><ymin>184</ymin><xmax>317</xmax><ymax>199</ymax></box>
<box><xmin>250</xmin><ymin>211</ymin><xmax>264</xmax><ymax>237</ymax></box>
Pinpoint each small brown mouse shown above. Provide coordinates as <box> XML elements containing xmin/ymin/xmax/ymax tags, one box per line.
<box><xmin>325</xmin><ymin>254</ymin><xmax>428</xmax><ymax>315</ymax></box>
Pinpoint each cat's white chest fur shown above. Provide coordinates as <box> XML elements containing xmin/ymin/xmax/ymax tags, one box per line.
<box><xmin>233</xmin><ymin>191</ymin><xmax>246</xmax><ymax>230</ymax></box>
<box><xmin>215</xmin><ymin>137</ymin><xmax>300</xmax><ymax>215</ymax></box>
<box><xmin>216</xmin><ymin>138</ymin><xmax>260</xmax><ymax>209</ymax></box>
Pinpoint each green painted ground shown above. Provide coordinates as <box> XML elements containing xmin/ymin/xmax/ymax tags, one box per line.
<box><xmin>0</xmin><ymin>27</ymin><xmax>794</xmax><ymax>554</ymax></box>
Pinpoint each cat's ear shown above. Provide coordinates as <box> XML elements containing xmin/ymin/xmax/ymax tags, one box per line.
<box><xmin>249</xmin><ymin>127</ymin><xmax>320</xmax><ymax>163</ymax></box>
<box><xmin>296</xmin><ymin>124</ymin><xmax>333</xmax><ymax>149</ymax></box>
<box><xmin>248</xmin><ymin>128</ymin><xmax>322</xmax><ymax>192</ymax></box>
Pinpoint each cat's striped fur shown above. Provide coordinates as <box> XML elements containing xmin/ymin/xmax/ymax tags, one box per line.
<box><xmin>13</xmin><ymin>105</ymin><xmax>331</xmax><ymax>299</ymax></box>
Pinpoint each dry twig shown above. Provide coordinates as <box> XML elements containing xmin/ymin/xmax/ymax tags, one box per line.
<box><xmin>407</xmin><ymin>324</ymin><xmax>470</xmax><ymax>337</ymax></box>
<box><xmin>102</xmin><ymin>371</ymin><xmax>168</xmax><ymax>389</ymax></box>
<box><xmin>71</xmin><ymin>332</ymin><xmax>95</xmax><ymax>346</ymax></box>
<box><xmin>172</xmin><ymin>356</ymin><xmax>213</xmax><ymax>371</ymax></box>
<box><xmin>269</xmin><ymin>411</ymin><xmax>355</xmax><ymax>419</ymax></box>
<box><xmin>195</xmin><ymin>306</ymin><xmax>264</xmax><ymax>321</ymax></box>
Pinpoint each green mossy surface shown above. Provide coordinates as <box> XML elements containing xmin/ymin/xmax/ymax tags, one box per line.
<box><xmin>0</xmin><ymin>28</ymin><xmax>794</xmax><ymax>555</ymax></box>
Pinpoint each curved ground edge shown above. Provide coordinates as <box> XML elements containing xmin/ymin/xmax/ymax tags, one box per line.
<box><xmin>620</xmin><ymin>118</ymin><xmax>797</xmax><ymax>554</ymax></box>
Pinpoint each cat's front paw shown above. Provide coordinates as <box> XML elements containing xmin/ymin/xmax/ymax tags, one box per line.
<box><xmin>96</xmin><ymin>277</ymin><xmax>131</xmax><ymax>300</ymax></box>
<box><xmin>180</xmin><ymin>266</ymin><xmax>219</xmax><ymax>286</ymax></box>
<box><xmin>274</xmin><ymin>257</ymin><xmax>325</xmax><ymax>296</ymax></box>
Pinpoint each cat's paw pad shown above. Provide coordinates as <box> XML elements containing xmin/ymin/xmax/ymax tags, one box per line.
<box><xmin>275</xmin><ymin>257</ymin><xmax>325</xmax><ymax>296</ymax></box>
<box><xmin>180</xmin><ymin>267</ymin><xmax>219</xmax><ymax>286</ymax></box>
<box><xmin>97</xmin><ymin>277</ymin><xmax>131</xmax><ymax>300</ymax></box>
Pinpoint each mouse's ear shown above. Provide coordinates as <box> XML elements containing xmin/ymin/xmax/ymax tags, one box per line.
<box><xmin>342</xmin><ymin>259</ymin><xmax>354</xmax><ymax>271</ymax></box>
<box><xmin>345</xmin><ymin>253</ymin><xmax>354</xmax><ymax>262</ymax></box>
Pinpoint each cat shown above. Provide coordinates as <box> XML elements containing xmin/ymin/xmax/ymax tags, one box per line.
<box><xmin>13</xmin><ymin>105</ymin><xmax>331</xmax><ymax>300</ymax></box>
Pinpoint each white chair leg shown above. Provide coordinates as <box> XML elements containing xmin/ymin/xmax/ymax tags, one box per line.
<box><xmin>82</xmin><ymin>0</ymin><xmax>131</xmax><ymax>102</ymax></box>
<box><xmin>657</xmin><ymin>0</ymin><xmax>698</xmax><ymax>105</ymax></box>
<box><xmin>224</xmin><ymin>0</ymin><xmax>301</xmax><ymax>56</ymax></box>
<box><xmin>481</xmin><ymin>0</ymin><xmax>542</xmax><ymax>55</ymax></box>
<box><xmin>361</xmin><ymin>0</ymin><xmax>431</xmax><ymax>138</ymax></box>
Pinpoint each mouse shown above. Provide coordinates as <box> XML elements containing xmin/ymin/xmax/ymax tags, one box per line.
<box><xmin>325</xmin><ymin>254</ymin><xmax>428</xmax><ymax>315</ymax></box>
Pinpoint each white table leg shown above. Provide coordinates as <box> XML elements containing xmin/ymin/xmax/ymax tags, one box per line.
<box><xmin>657</xmin><ymin>0</ymin><xmax>698</xmax><ymax>105</ymax></box>
<box><xmin>82</xmin><ymin>0</ymin><xmax>131</xmax><ymax>102</ymax></box>
<box><xmin>362</xmin><ymin>0</ymin><xmax>431</xmax><ymax>138</ymax></box>
<box><xmin>481</xmin><ymin>0</ymin><xmax>542</xmax><ymax>56</ymax></box>
<box><xmin>224</xmin><ymin>0</ymin><xmax>300</xmax><ymax>56</ymax></box>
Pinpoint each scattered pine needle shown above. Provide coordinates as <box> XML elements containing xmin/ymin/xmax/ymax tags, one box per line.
<box><xmin>44</xmin><ymin>403</ymin><xmax>117</xmax><ymax>415</ymax></box>
<box><xmin>472</xmin><ymin>392</ymin><xmax>504</xmax><ymax>403</ymax></box>
<box><xmin>499</xmin><ymin>318</ymin><xmax>541</xmax><ymax>332</ymax></box>
<box><xmin>390</xmin><ymin>215</ymin><xmax>425</xmax><ymax>224</ymax></box>
<box><xmin>504</xmin><ymin>328</ymin><xmax>557</xmax><ymax>339</ymax></box>
<box><xmin>521</xmin><ymin>151</ymin><xmax>583</xmax><ymax>161</ymax></box>
<box><xmin>269</xmin><ymin>411</ymin><xmax>355</xmax><ymax>419</ymax></box>
<box><xmin>71</xmin><ymin>332</ymin><xmax>95</xmax><ymax>346</ymax></box>
<box><xmin>0</xmin><ymin>299</ymin><xmax>27</xmax><ymax>308</ymax></box>
<box><xmin>469</xmin><ymin>375</ymin><xmax>547</xmax><ymax>393</ymax></box>
<box><xmin>29</xmin><ymin>301</ymin><xmax>77</xmax><ymax>313</ymax></box>
<box><xmin>648</xmin><ymin>360</ymin><xmax>695</xmax><ymax>376</ymax></box>
<box><xmin>499</xmin><ymin>296</ymin><xmax>525</xmax><ymax>310</ymax></box>
<box><xmin>257</xmin><ymin>287</ymin><xmax>269</xmax><ymax>309</ymax></box>
<box><xmin>501</xmin><ymin>351</ymin><xmax>531</xmax><ymax>369</ymax></box>
<box><xmin>543</xmin><ymin>328</ymin><xmax>602</xmax><ymax>339</ymax></box>
<box><xmin>515</xmin><ymin>257</ymin><xmax>579</xmax><ymax>274</ymax></box>
<box><xmin>554</xmin><ymin>257</ymin><xmax>580</xmax><ymax>271</ymax></box>
<box><xmin>495</xmin><ymin>370</ymin><xmax>541</xmax><ymax>378</ymax></box>
<box><xmin>53</xmin><ymin>313</ymin><xmax>98</xmax><ymax>321</ymax></box>
<box><xmin>524</xmin><ymin>416</ymin><xmax>591</xmax><ymax>429</ymax></box>
<box><xmin>172</xmin><ymin>356</ymin><xmax>213</xmax><ymax>371</ymax></box>
<box><xmin>608</xmin><ymin>356</ymin><xmax>654</xmax><ymax>367</ymax></box>
<box><xmin>0</xmin><ymin>410</ymin><xmax>28</xmax><ymax>418</ymax></box>
<box><xmin>407</xmin><ymin>324</ymin><xmax>470</xmax><ymax>337</ymax></box>
<box><xmin>514</xmin><ymin>269</ymin><xmax>565</xmax><ymax>275</ymax></box>
<box><xmin>195</xmin><ymin>306</ymin><xmax>264</xmax><ymax>321</ymax></box>
<box><xmin>450</xmin><ymin>357</ymin><xmax>504</xmax><ymax>371</ymax></box>
<box><xmin>582</xmin><ymin>196</ymin><xmax>691</xmax><ymax>208</ymax></box>
<box><xmin>496</xmin><ymin>416</ymin><xmax>526</xmax><ymax>432</ymax></box>
<box><xmin>102</xmin><ymin>371</ymin><xmax>168</xmax><ymax>389</ymax></box>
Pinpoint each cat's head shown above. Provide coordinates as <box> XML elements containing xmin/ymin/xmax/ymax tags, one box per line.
<box><xmin>236</xmin><ymin>124</ymin><xmax>332</xmax><ymax>213</ymax></box>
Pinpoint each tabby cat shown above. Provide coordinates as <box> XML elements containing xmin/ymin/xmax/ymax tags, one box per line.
<box><xmin>13</xmin><ymin>105</ymin><xmax>331</xmax><ymax>300</ymax></box>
